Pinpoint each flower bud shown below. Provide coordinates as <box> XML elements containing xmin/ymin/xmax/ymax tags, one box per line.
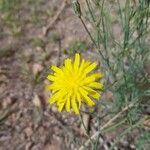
<box><xmin>72</xmin><ymin>0</ymin><xmax>82</xmax><ymax>17</ymax></box>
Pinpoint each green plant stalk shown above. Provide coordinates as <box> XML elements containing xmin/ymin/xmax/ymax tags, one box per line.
<box><xmin>96</xmin><ymin>0</ymin><xmax>105</xmax><ymax>28</ymax></box>
<box><xmin>117</xmin><ymin>0</ymin><xmax>124</xmax><ymax>28</ymax></box>
<box><xmin>101</xmin><ymin>14</ymin><xmax>109</xmax><ymax>64</ymax></box>
<box><xmin>79</xmin><ymin>14</ymin><xmax>116</xmax><ymax>82</ymax></box>
<box><xmin>85</xmin><ymin>0</ymin><xmax>95</xmax><ymax>23</ymax></box>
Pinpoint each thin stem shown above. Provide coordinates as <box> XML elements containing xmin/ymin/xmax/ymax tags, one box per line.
<box><xmin>57</xmin><ymin>39</ymin><xmax>61</xmax><ymax>66</ymax></box>
<box><xmin>79</xmin><ymin>16</ymin><xmax>115</xmax><ymax>81</ymax></box>
<box><xmin>79</xmin><ymin>16</ymin><xmax>105</xmax><ymax>62</ymax></box>
<box><xmin>79</xmin><ymin>17</ymin><xmax>97</xmax><ymax>48</ymax></box>
<box><xmin>117</xmin><ymin>0</ymin><xmax>124</xmax><ymax>28</ymax></box>
<box><xmin>79</xmin><ymin>113</ymin><xmax>94</xmax><ymax>146</ymax></box>
<box><xmin>96</xmin><ymin>0</ymin><xmax>105</xmax><ymax>28</ymax></box>
<box><xmin>85</xmin><ymin>0</ymin><xmax>95</xmax><ymax>23</ymax></box>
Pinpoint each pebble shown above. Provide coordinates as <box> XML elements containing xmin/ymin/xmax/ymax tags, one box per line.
<box><xmin>24</xmin><ymin>127</ymin><xmax>33</xmax><ymax>137</ymax></box>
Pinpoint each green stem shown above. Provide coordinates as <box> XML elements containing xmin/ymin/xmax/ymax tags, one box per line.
<box><xmin>79</xmin><ymin>16</ymin><xmax>115</xmax><ymax>81</ymax></box>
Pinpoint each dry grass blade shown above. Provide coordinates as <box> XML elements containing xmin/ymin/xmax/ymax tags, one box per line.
<box><xmin>43</xmin><ymin>0</ymin><xmax>67</xmax><ymax>37</ymax></box>
<box><xmin>79</xmin><ymin>102</ymin><xmax>135</xmax><ymax>150</ymax></box>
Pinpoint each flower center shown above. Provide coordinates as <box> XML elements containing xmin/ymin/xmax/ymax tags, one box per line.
<box><xmin>67</xmin><ymin>75</ymin><xmax>80</xmax><ymax>90</ymax></box>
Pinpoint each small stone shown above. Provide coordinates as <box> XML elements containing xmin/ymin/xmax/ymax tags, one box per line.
<box><xmin>24</xmin><ymin>127</ymin><xmax>33</xmax><ymax>137</ymax></box>
<box><xmin>130</xmin><ymin>144</ymin><xmax>136</xmax><ymax>149</ymax></box>
<box><xmin>2</xmin><ymin>97</ymin><xmax>11</xmax><ymax>109</ymax></box>
<box><xmin>33</xmin><ymin>63</ymin><xmax>43</xmax><ymax>76</ymax></box>
<box><xmin>51</xmin><ymin>105</ymin><xmax>57</xmax><ymax>112</ymax></box>
<box><xmin>32</xmin><ymin>94</ymin><xmax>41</xmax><ymax>108</ymax></box>
<box><xmin>20</xmin><ymin>133</ymin><xmax>26</xmax><ymax>141</ymax></box>
<box><xmin>0</xmin><ymin>135</ymin><xmax>11</xmax><ymax>141</ymax></box>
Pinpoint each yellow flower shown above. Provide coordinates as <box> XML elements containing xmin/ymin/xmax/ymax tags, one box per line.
<box><xmin>47</xmin><ymin>53</ymin><xmax>103</xmax><ymax>114</ymax></box>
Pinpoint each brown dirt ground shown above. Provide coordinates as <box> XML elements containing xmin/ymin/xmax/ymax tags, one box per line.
<box><xmin>0</xmin><ymin>1</ymin><xmax>96</xmax><ymax>150</ymax></box>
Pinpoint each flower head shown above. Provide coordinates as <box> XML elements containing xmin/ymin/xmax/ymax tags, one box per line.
<box><xmin>47</xmin><ymin>53</ymin><xmax>103</xmax><ymax>114</ymax></box>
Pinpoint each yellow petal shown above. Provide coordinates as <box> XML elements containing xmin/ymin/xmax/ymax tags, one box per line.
<box><xmin>84</xmin><ymin>95</ymin><xmax>95</xmax><ymax>106</ymax></box>
<box><xmin>78</xmin><ymin>59</ymin><xmax>85</xmax><ymax>72</ymax></box>
<box><xmin>83</xmin><ymin>86</ymin><xmax>97</xmax><ymax>93</ymax></box>
<box><xmin>49</xmin><ymin>90</ymin><xmax>66</xmax><ymax>104</ymax></box>
<box><xmin>82</xmin><ymin>76</ymin><xmax>95</xmax><ymax>84</ymax></box>
<box><xmin>48</xmin><ymin>97</ymin><xmax>57</xmax><ymax>105</ymax></box>
<box><xmin>91</xmin><ymin>93</ymin><xmax>101</xmax><ymax>99</ymax></box>
<box><xmin>47</xmin><ymin>75</ymin><xmax>56</xmax><ymax>81</ymax></box>
<box><xmin>71</xmin><ymin>96</ymin><xmax>79</xmax><ymax>114</ymax></box>
<box><xmin>88</xmin><ymin>82</ymin><xmax>104</xmax><ymax>89</ymax></box>
<box><xmin>82</xmin><ymin>86</ymin><xmax>100</xmax><ymax>99</ymax></box>
<box><xmin>58</xmin><ymin>101</ymin><xmax>65</xmax><ymax>112</ymax></box>
<box><xmin>77</xmin><ymin>92</ymin><xmax>81</xmax><ymax>108</ymax></box>
<box><xmin>65</xmin><ymin>96</ymin><xmax>71</xmax><ymax>112</ymax></box>
<box><xmin>64</xmin><ymin>58</ymin><xmax>73</xmax><ymax>71</ymax></box>
<box><xmin>84</xmin><ymin>62</ymin><xmax>97</xmax><ymax>74</ymax></box>
<box><xmin>74</xmin><ymin>53</ymin><xmax>80</xmax><ymax>72</ymax></box>
<box><xmin>83</xmin><ymin>60</ymin><xmax>91</xmax><ymax>69</ymax></box>
<box><xmin>82</xmin><ymin>73</ymin><xmax>103</xmax><ymax>85</ymax></box>
<box><xmin>92</xmin><ymin>73</ymin><xmax>103</xmax><ymax>79</ymax></box>
<box><xmin>51</xmin><ymin>66</ymin><xmax>63</xmax><ymax>74</ymax></box>
<box><xmin>79</xmin><ymin>88</ymin><xmax>95</xmax><ymax>106</ymax></box>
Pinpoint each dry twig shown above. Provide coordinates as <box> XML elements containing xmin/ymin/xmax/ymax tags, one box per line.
<box><xmin>79</xmin><ymin>102</ymin><xmax>135</xmax><ymax>150</ymax></box>
<box><xmin>43</xmin><ymin>0</ymin><xmax>67</xmax><ymax>37</ymax></box>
